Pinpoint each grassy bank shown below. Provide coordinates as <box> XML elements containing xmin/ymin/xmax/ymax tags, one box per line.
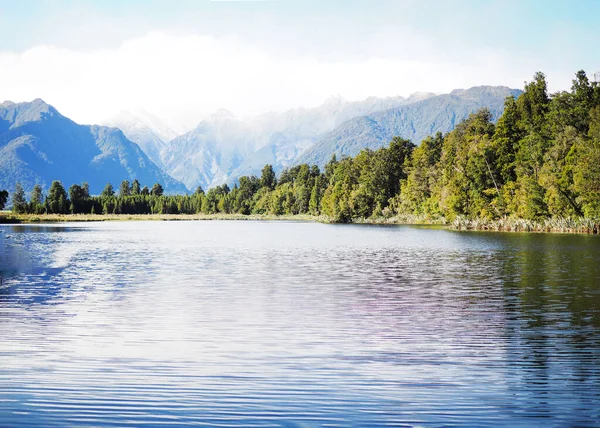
<box><xmin>1</xmin><ymin>211</ymin><xmax>442</xmax><ymax>226</ymax></box>
<box><xmin>2</xmin><ymin>211</ymin><xmax>599</xmax><ymax>234</ymax></box>
<box><xmin>352</xmin><ymin>214</ymin><xmax>446</xmax><ymax>226</ymax></box>
<box><xmin>451</xmin><ymin>216</ymin><xmax>600</xmax><ymax>234</ymax></box>
<box><xmin>0</xmin><ymin>212</ymin><xmax>327</xmax><ymax>224</ymax></box>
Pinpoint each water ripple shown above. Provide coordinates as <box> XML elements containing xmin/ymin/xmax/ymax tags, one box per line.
<box><xmin>0</xmin><ymin>222</ymin><xmax>599</xmax><ymax>426</ymax></box>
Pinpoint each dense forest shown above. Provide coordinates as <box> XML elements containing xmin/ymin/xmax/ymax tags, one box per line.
<box><xmin>2</xmin><ymin>71</ymin><xmax>600</xmax><ymax>223</ymax></box>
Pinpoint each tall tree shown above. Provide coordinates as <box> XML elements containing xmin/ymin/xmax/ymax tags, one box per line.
<box><xmin>12</xmin><ymin>183</ymin><xmax>27</xmax><ymax>214</ymax></box>
<box><xmin>260</xmin><ymin>164</ymin><xmax>277</xmax><ymax>190</ymax></box>
<box><xmin>69</xmin><ymin>184</ymin><xmax>89</xmax><ymax>214</ymax></box>
<box><xmin>151</xmin><ymin>183</ymin><xmax>164</xmax><ymax>196</ymax></box>
<box><xmin>119</xmin><ymin>180</ymin><xmax>131</xmax><ymax>197</ymax></box>
<box><xmin>131</xmin><ymin>179</ymin><xmax>141</xmax><ymax>195</ymax></box>
<box><xmin>46</xmin><ymin>181</ymin><xmax>69</xmax><ymax>214</ymax></box>
<box><xmin>29</xmin><ymin>185</ymin><xmax>45</xmax><ymax>214</ymax></box>
<box><xmin>82</xmin><ymin>182</ymin><xmax>90</xmax><ymax>198</ymax></box>
<box><xmin>101</xmin><ymin>183</ymin><xmax>115</xmax><ymax>197</ymax></box>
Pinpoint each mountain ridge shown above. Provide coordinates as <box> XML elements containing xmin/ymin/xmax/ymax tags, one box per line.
<box><xmin>299</xmin><ymin>86</ymin><xmax>522</xmax><ymax>166</ymax></box>
<box><xmin>161</xmin><ymin>92</ymin><xmax>438</xmax><ymax>190</ymax></box>
<box><xmin>0</xmin><ymin>99</ymin><xmax>187</xmax><ymax>195</ymax></box>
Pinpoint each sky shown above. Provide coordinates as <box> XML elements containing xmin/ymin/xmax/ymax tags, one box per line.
<box><xmin>0</xmin><ymin>0</ymin><xmax>599</xmax><ymax>132</ymax></box>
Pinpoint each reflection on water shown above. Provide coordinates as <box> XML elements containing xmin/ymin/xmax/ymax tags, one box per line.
<box><xmin>0</xmin><ymin>221</ymin><xmax>599</xmax><ymax>426</ymax></box>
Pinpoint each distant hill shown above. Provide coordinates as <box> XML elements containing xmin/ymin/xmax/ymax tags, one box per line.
<box><xmin>0</xmin><ymin>99</ymin><xmax>186</xmax><ymax>195</ymax></box>
<box><xmin>299</xmin><ymin>86</ymin><xmax>523</xmax><ymax>167</ymax></box>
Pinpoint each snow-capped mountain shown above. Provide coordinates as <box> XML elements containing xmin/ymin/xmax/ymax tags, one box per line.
<box><xmin>104</xmin><ymin>109</ymin><xmax>179</xmax><ymax>168</ymax></box>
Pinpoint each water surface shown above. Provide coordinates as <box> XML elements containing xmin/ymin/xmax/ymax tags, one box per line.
<box><xmin>0</xmin><ymin>221</ymin><xmax>599</xmax><ymax>426</ymax></box>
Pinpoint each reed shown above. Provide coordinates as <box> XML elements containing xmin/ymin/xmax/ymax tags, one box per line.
<box><xmin>353</xmin><ymin>214</ymin><xmax>446</xmax><ymax>225</ymax></box>
<box><xmin>451</xmin><ymin>216</ymin><xmax>600</xmax><ymax>234</ymax></box>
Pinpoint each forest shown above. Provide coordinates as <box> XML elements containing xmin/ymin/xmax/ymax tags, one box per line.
<box><xmin>2</xmin><ymin>71</ymin><xmax>600</xmax><ymax>224</ymax></box>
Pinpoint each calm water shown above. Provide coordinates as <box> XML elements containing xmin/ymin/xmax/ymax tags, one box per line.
<box><xmin>0</xmin><ymin>221</ymin><xmax>599</xmax><ymax>427</ymax></box>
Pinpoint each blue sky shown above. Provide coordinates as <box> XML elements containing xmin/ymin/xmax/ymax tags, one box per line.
<box><xmin>0</xmin><ymin>0</ymin><xmax>598</xmax><ymax>129</ymax></box>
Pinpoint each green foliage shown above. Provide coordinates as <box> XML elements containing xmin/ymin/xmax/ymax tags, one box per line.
<box><xmin>46</xmin><ymin>181</ymin><xmax>69</xmax><ymax>214</ymax></box>
<box><xmin>396</xmin><ymin>133</ymin><xmax>443</xmax><ymax>216</ymax></box>
<box><xmin>0</xmin><ymin>189</ymin><xmax>9</xmax><ymax>211</ymax></box>
<box><xmin>395</xmin><ymin>70</ymin><xmax>600</xmax><ymax>222</ymax></box>
<box><xmin>12</xmin><ymin>183</ymin><xmax>27</xmax><ymax>214</ymax></box>
<box><xmin>119</xmin><ymin>180</ymin><xmax>131</xmax><ymax>197</ymax></box>
<box><xmin>101</xmin><ymin>183</ymin><xmax>115</xmax><ymax>197</ymax></box>
<box><xmin>151</xmin><ymin>183</ymin><xmax>164</xmax><ymax>196</ymax></box>
<box><xmin>131</xmin><ymin>179</ymin><xmax>141</xmax><ymax>195</ymax></box>
<box><xmin>260</xmin><ymin>164</ymin><xmax>277</xmax><ymax>190</ymax></box>
<box><xmin>69</xmin><ymin>183</ymin><xmax>91</xmax><ymax>214</ymax></box>
<box><xmin>30</xmin><ymin>184</ymin><xmax>45</xmax><ymax>214</ymax></box>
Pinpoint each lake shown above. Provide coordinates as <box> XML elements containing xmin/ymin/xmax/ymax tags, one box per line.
<box><xmin>0</xmin><ymin>221</ymin><xmax>599</xmax><ymax>426</ymax></box>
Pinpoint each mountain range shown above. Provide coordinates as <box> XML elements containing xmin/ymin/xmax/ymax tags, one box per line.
<box><xmin>1</xmin><ymin>85</ymin><xmax>522</xmax><ymax>196</ymax></box>
<box><xmin>0</xmin><ymin>99</ymin><xmax>186</xmax><ymax>195</ymax></box>
<box><xmin>154</xmin><ymin>93</ymin><xmax>439</xmax><ymax>191</ymax></box>
<box><xmin>299</xmin><ymin>86</ymin><xmax>522</xmax><ymax>167</ymax></box>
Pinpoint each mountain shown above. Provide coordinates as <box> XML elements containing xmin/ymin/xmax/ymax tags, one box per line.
<box><xmin>299</xmin><ymin>86</ymin><xmax>523</xmax><ymax>167</ymax></box>
<box><xmin>161</xmin><ymin>93</ymin><xmax>436</xmax><ymax>191</ymax></box>
<box><xmin>161</xmin><ymin>109</ymin><xmax>258</xmax><ymax>192</ymax></box>
<box><xmin>103</xmin><ymin>109</ymin><xmax>178</xmax><ymax>168</ymax></box>
<box><xmin>0</xmin><ymin>99</ymin><xmax>187</xmax><ymax>195</ymax></box>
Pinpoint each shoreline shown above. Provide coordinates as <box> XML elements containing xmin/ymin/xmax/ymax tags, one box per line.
<box><xmin>0</xmin><ymin>212</ymin><xmax>326</xmax><ymax>224</ymax></box>
<box><xmin>1</xmin><ymin>212</ymin><xmax>599</xmax><ymax>235</ymax></box>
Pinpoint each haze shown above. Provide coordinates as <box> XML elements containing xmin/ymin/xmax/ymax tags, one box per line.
<box><xmin>0</xmin><ymin>0</ymin><xmax>598</xmax><ymax>132</ymax></box>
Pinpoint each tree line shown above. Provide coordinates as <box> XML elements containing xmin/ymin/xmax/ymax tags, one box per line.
<box><xmin>2</xmin><ymin>70</ymin><xmax>599</xmax><ymax>222</ymax></box>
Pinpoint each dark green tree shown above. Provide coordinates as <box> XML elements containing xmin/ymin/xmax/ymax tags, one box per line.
<box><xmin>69</xmin><ymin>184</ymin><xmax>89</xmax><ymax>214</ymax></box>
<box><xmin>46</xmin><ymin>181</ymin><xmax>69</xmax><ymax>214</ymax></box>
<box><xmin>29</xmin><ymin>184</ymin><xmax>45</xmax><ymax>214</ymax></box>
<box><xmin>119</xmin><ymin>180</ymin><xmax>131</xmax><ymax>197</ymax></box>
<box><xmin>82</xmin><ymin>182</ymin><xmax>90</xmax><ymax>198</ymax></box>
<box><xmin>131</xmin><ymin>179</ymin><xmax>141</xmax><ymax>195</ymax></box>
<box><xmin>260</xmin><ymin>164</ymin><xmax>277</xmax><ymax>190</ymax></box>
<box><xmin>101</xmin><ymin>183</ymin><xmax>115</xmax><ymax>197</ymax></box>
<box><xmin>151</xmin><ymin>183</ymin><xmax>164</xmax><ymax>196</ymax></box>
<box><xmin>12</xmin><ymin>183</ymin><xmax>27</xmax><ymax>214</ymax></box>
<box><xmin>0</xmin><ymin>190</ymin><xmax>8</xmax><ymax>211</ymax></box>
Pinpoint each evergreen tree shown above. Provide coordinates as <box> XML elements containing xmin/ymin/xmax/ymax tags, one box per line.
<box><xmin>30</xmin><ymin>184</ymin><xmax>45</xmax><ymax>214</ymax></box>
<box><xmin>69</xmin><ymin>184</ymin><xmax>89</xmax><ymax>214</ymax></box>
<box><xmin>82</xmin><ymin>182</ymin><xmax>90</xmax><ymax>198</ymax></box>
<box><xmin>101</xmin><ymin>183</ymin><xmax>115</xmax><ymax>197</ymax></box>
<box><xmin>119</xmin><ymin>180</ymin><xmax>131</xmax><ymax>197</ymax></box>
<box><xmin>12</xmin><ymin>183</ymin><xmax>27</xmax><ymax>214</ymax></box>
<box><xmin>46</xmin><ymin>181</ymin><xmax>69</xmax><ymax>214</ymax></box>
<box><xmin>151</xmin><ymin>183</ymin><xmax>164</xmax><ymax>196</ymax></box>
<box><xmin>131</xmin><ymin>179</ymin><xmax>141</xmax><ymax>195</ymax></box>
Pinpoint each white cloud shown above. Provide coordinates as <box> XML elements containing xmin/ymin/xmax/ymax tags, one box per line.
<box><xmin>0</xmin><ymin>31</ymin><xmax>556</xmax><ymax>133</ymax></box>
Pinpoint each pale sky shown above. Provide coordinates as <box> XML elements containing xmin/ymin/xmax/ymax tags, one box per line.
<box><xmin>0</xmin><ymin>0</ymin><xmax>598</xmax><ymax>132</ymax></box>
